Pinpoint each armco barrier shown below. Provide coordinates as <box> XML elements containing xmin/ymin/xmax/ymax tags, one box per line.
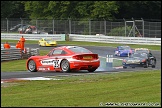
<box><xmin>1</xmin><ymin>33</ymin><xmax>66</xmax><ymax>41</ymax></box>
<box><xmin>69</xmin><ymin>34</ymin><xmax>161</xmax><ymax>45</ymax></box>
<box><xmin>1</xmin><ymin>48</ymin><xmax>22</xmax><ymax>61</ymax></box>
<box><xmin>1</xmin><ymin>33</ymin><xmax>161</xmax><ymax>45</ymax></box>
<box><xmin>1</xmin><ymin>47</ymin><xmax>40</xmax><ymax>61</ymax></box>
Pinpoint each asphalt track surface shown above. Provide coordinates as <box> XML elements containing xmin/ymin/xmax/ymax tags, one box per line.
<box><xmin>1</xmin><ymin>44</ymin><xmax>161</xmax><ymax>79</ymax></box>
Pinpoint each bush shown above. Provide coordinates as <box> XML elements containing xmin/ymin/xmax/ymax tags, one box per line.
<box><xmin>107</xmin><ymin>26</ymin><xmax>136</xmax><ymax>37</ymax></box>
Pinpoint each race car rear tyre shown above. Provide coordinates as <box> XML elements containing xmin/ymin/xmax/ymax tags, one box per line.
<box><xmin>61</xmin><ymin>59</ymin><xmax>70</xmax><ymax>72</ymax></box>
<box><xmin>88</xmin><ymin>68</ymin><xmax>97</xmax><ymax>72</ymax></box>
<box><xmin>28</xmin><ymin>60</ymin><xmax>37</xmax><ymax>72</ymax></box>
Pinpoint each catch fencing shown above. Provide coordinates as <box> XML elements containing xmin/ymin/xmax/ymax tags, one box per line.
<box><xmin>1</xmin><ymin>18</ymin><xmax>161</xmax><ymax>38</ymax></box>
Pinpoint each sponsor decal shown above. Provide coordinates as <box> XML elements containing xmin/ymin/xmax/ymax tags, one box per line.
<box><xmin>41</xmin><ymin>59</ymin><xmax>60</xmax><ymax>68</ymax></box>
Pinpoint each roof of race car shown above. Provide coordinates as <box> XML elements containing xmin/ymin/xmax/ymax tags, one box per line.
<box><xmin>57</xmin><ymin>46</ymin><xmax>79</xmax><ymax>49</ymax></box>
<box><xmin>135</xmin><ymin>48</ymin><xmax>149</xmax><ymax>50</ymax></box>
<box><xmin>118</xmin><ymin>45</ymin><xmax>130</xmax><ymax>47</ymax></box>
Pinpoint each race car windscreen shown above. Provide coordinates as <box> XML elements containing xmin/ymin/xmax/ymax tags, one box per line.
<box><xmin>131</xmin><ymin>53</ymin><xmax>147</xmax><ymax>58</ymax></box>
<box><xmin>135</xmin><ymin>50</ymin><xmax>149</xmax><ymax>53</ymax></box>
<box><xmin>44</xmin><ymin>38</ymin><xmax>55</xmax><ymax>42</ymax></box>
<box><xmin>68</xmin><ymin>46</ymin><xmax>92</xmax><ymax>53</ymax></box>
<box><xmin>119</xmin><ymin>46</ymin><xmax>130</xmax><ymax>50</ymax></box>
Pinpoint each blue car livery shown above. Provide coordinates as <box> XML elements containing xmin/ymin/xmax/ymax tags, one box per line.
<box><xmin>114</xmin><ymin>46</ymin><xmax>132</xmax><ymax>57</ymax></box>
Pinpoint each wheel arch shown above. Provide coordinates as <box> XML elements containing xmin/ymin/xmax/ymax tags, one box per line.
<box><xmin>26</xmin><ymin>59</ymin><xmax>37</xmax><ymax>70</ymax></box>
<box><xmin>60</xmin><ymin>59</ymin><xmax>70</xmax><ymax>72</ymax></box>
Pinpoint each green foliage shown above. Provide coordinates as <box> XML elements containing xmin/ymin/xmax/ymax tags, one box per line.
<box><xmin>91</xmin><ymin>1</ymin><xmax>119</xmax><ymax>20</ymax></box>
<box><xmin>1</xmin><ymin>1</ymin><xmax>161</xmax><ymax>20</ymax></box>
<box><xmin>108</xmin><ymin>26</ymin><xmax>134</xmax><ymax>36</ymax></box>
<box><xmin>1</xmin><ymin>1</ymin><xmax>28</xmax><ymax>18</ymax></box>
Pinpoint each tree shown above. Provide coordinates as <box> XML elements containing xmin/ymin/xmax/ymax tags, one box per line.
<box><xmin>115</xmin><ymin>1</ymin><xmax>161</xmax><ymax>19</ymax></box>
<box><xmin>91</xmin><ymin>1</ymin><xmax>119</xmax><ymax>20</ymax></box>
<box><xmin>1</xmin><ymin>1</ymin><xmax>28</xmax><ymax>18</ymax></box>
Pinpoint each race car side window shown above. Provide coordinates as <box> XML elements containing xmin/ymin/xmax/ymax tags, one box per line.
<box><xmin>61</xmin><ymin>51</ymin><xmax>67</xmax><ymax>55</ymax></box>
<box><xmin>48</xmin><ymin>49</ymin><xmax>67</xmax><ymax>56</ymax></box>
<box><xmin>52</xmin><ymin>49</ymin><xmax>66</xmax><ymax>55</ymax></box>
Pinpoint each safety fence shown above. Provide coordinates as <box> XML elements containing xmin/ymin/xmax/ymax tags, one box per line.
<box><xmin>68</xmin><ymin>34</ymin><xmax>161</xmax><ymax>45</ymax></box>
<box><xmin>1</xmin><ymin>18</ymin><xmax>161</xmax><ymax>38</ymax></box>
<box><xmin>1</xmin><ymin>47</ymin><xmax>40</xmax><ymax>61</ymax></box>
<box><xmin>1</xmin><ymin>33</ymin><xmax>65</xmax><ymax>41</ymax></box>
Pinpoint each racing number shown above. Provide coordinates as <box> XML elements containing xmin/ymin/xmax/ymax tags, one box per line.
<box><xmin>53</xmin><ymin>60</ymin><xmax>59</xmax><ymax>68</ymax></box>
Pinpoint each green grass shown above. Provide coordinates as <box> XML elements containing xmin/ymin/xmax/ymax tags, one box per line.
<box><xmin>113</xmin><ymin>59</ymin><xmax>122</xmax><ymax>67</ymax></box>
<box><xmin>1</xmin><ymin>50</ymin><xmax>49</xmax><ymax>72</ymax></box>
<box><xmin>1</xmin><ymin>39</ymin><xmax>161</xmax><ymax>51</ymax></box>
<box><xmin>1</xmin><ymin>70</ymin><xmax>161</xmax><ymax>107</ymax></box>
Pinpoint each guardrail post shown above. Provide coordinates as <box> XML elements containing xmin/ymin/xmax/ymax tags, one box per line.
<box><xmin>106</xmin><ymin>54</ymin><xmax>113</xmax><ymax>70</ymax></box>
<box><xmin>27</xmin><ymin>47</ymin><xmax>31</xmax><ymax>57</ymax></box>
<box><xmin>36</xmin><ymin>48</ymin><xmax>40</xmax><ymax>55</ymax></box>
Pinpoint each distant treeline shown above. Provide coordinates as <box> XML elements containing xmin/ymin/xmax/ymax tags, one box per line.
<box><xmin>1</xmin><ymin>1</ymin><xmax>161</xmax><ymax>20</ymax></box>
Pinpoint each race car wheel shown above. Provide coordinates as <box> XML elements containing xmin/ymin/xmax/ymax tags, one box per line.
<box><xmin>38</xmin><ymin>42</ymin><xmax>41</xmax><ymax>46</ymax></box>
<box><xmin>144</xmin><ymin>61</ymin><xmax>148</xmax><ymax>68</ymax></box>
<box><xmin>123</xmin><ymin>66</ymin><xmax>127</xmax><ymax>69</ymax></box>
<box><xmin>61</xmin><ymin>59</ymin><xmax>70</xmax><ymax>72</ymax></box>
<box><xmin>151</xmin><ymin>60</ymin><xmax>156</xmax><ymax>68</ymax></box>
<box><xmin>88</xmin><ymin>68</ymin><xmax>97</xmax><ymax>72</ymax></box>
<box><xmin>28</xmin><ymin>60</ymin><xmax>37</xmax><ymax>72</ymax></box>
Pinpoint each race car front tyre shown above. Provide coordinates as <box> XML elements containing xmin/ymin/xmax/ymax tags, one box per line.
<box><xmin>151</xmin><ymin>60</ymin><xmax>156</xmax><ymax>68</ymax></box>
<box><xmin>61</xmin><ymin>59</ymin><xmax>70</xmax><ymax>72</ymax></box>
<box><xmin>144</xmin><ymin>61</ymin><xmax>149</xmax><ymax>68</ymax></box>
<box><xmin>123</xmin><ymin>66</ymin><xmax>127</xmax><ymax>69</ymax></box>
<box><xmin>28</xmin><ymin>60</ymin><xmax>37</xmax><ymax>72</ymax></box>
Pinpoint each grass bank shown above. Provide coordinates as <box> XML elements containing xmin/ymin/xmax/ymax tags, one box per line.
<box><xmin>1</xmin><ymin>70</ymin><xmax>161</xmax><ymax>107</ymax></box>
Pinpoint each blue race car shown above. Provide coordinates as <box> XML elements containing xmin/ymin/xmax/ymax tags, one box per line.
<box><xmin>114</xmin><ymin>46</ymin><xmax>133</xmax><ymax>57</ymax></box>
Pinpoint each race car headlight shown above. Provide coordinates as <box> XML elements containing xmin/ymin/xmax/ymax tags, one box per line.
<box><xmin>123</xmin><ymin>59</ymin><xmax>126</xmax><ymax>62</ymax></box>
<box><xmin>141</xmin><ymin>59</ymin><xmax>146</xmax><ymax>62</ymax></box>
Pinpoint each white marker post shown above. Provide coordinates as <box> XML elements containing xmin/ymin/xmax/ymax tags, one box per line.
<box><xmin>106</xmin><ymin>54</ymin><xmax>113</xmax><ymax>70</ymax></box>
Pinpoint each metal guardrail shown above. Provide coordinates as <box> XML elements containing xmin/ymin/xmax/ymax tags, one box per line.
<box><xmin>1</xmin><ymin>49</ymin><xmax>22</xmax><ymax>61</ymax></box>
<box><xmin>1</xmin><ymin>47</ymin><xmax>40</xmax><ymax>61</ymax></box>
<box><xmin>1</xmin><ymin>33</ymin><xmax>65</xmax><ymax>41</ymax></box>
<box><xmin>69</xmin><ymin>34</ymin><xmax>161</xmax><ymax>45</ymax></box>
<box><xmin>1</xmin><ymin>33</ymin><xmax>161</xmax><ymax>45</ymax></box>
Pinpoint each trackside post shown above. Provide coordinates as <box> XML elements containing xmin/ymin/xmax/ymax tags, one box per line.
<box><xmin>106</xmin><ymin>54</ymin><xmax>113</xmax><ymax>70</ymax></box>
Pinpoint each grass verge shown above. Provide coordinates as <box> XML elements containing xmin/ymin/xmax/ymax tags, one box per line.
<box><xmin>1</xmin><ymin>70</ymin><xmax>161</xmax><ymax>107</ymax></box>
<box><xmin>1</xmin><ymin>40</ymin><xmax>161</xmax><ymax>51</ymax></box>
<box><xmin>1</xmin><ymin>50</ymin><xmax>49</xmax><ymax>72</ymax></box>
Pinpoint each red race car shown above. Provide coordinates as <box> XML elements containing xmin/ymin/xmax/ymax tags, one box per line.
<box><xmin>26</xmin><ymin>46</ymin><xmax>100</xmax><ymax>72</ymax></box>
